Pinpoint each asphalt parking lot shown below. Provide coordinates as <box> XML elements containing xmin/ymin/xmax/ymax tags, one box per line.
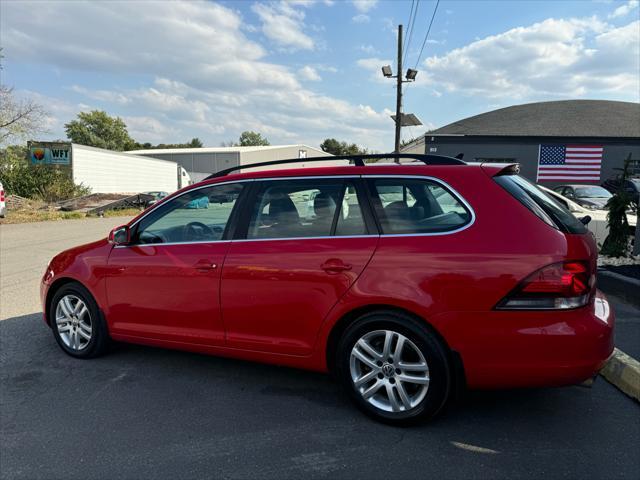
<box><xmin>1</xmin><ymin>218</ymin><xmax>639</xmax><ymax>479</ymax></box>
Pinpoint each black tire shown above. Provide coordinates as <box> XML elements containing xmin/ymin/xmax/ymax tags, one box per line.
<box><xmin>50</xmin><ymin>282</ymin><xmax>110</xmax><ymax>359</ymax></box>
<box><xmin>335</xmin><ymin>310</ymin><xmax>451</xmax><ymax>425</ymax></box>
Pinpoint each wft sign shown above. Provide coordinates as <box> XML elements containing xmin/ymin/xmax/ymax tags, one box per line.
<box><xmin>30</xmin><ymin>146</ymin><xmax>71</xmax><ymax>165</ymax></box>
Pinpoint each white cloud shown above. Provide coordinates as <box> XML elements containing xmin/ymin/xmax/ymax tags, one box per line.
<box><xmin>352</xmin><ymin>14</ymin><xmax>370</xmax><ymax>24</ymax></box>
<box><xmin>124</xmin><ymin>116</ymin><xmax>174</xmax><ymax>143</ymax></box>
<box><xmin>2</xmin><ymin>1</ymin><xmax>392</xmax><ymax>149</ymax></box>
<box><xmin>358</xmin><ymin>44</ymin><xmax>379</xmax><ymax>54</ymax></box>
<box><xmin>357</xmin><ymin>57</ymin><xmax>394</xmax><ymax>82</ymax></box>
<box><xmin>420</xmin><ymin>17</ymin><xmax>640</xmax><ymax>100</ymax></box>
<box><xmin>352</xmin><ymin>0</ymin><xmax>378</xmax><ymax>13</ymax></box>
<box><xmin>299</xmin><ymin>66</ymin><xmax>322</xmax><ymax>81</ymax></box>
<box><xmin>252</xmin><ymin>1</ymin><xmax>315</xmax><ymax>51</ymax></box>
<box><xmin>609</xmin><ymin>0</ymin><xmax>639</xmax><ymax>18</ymax></box>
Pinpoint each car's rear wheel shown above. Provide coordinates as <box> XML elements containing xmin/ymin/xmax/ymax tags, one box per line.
<box><xmin>336</xmin><ymin>311</ymin><xmax>451</xmax><ymax>425</ymax></box>
<box><xmin>51</xmin><ymin>283</ymin><xmax>110</xmax><ymax>358</ymax></box>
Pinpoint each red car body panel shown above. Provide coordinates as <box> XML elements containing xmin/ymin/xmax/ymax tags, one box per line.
<box><xmin>221</xmin><ymin>236</ymin><xmax>378</xmax><ymax>355</ymax></box>
<box><xmin>41</xmin><ymin>163</ymin><xmax>615</xmax><ymax>389</ymax></box>
<box><xmin>105</xmin><ymin>242</ymin><xmax>230</xmax><ymax>345</ymax></box>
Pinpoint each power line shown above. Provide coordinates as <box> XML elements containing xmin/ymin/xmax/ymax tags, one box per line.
<box><xmin>402</xmin><ymin>0</ymin><xmax>415</xmax><ymax>55</ymax></box>
<box><xmin>403</xmin><ymin>0</ymin><xmax>420</xmax><ymax>66</ymax></box>
<box><xmin>414</xmin><ymin>0</ymin><xmax>440</xmax><ymax>69</ymax></box>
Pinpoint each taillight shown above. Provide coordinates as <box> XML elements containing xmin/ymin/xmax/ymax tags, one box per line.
<box><xmin>496</xmin><ymin>261</ymin><xmax>592</xmax><ymax>310</ymax></box>
<box><xmin>0</xmin><ymin>189</ymin><xmax>4</xmax><ymax>202</ymax></box>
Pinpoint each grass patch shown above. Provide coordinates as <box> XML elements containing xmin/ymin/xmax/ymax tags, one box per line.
<box><xmin>99</xmin><ymin>207</ymin><xmax>143</xmax><ymax>218</ymax></box>
<box><xmin>0</xmin><ymin>208</ymin><xmax>86</xmax><ymax>224</ymax></box>
<box><xmin>1</xmin><ymin>206</ymin><xmax>142</xmax><ymax>224</ymax></box>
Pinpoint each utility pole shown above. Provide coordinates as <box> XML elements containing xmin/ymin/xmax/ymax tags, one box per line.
<box><xmin>381</xmin><ymin>25</ymin><xmax>419</xmax><ymax>161</ymax></box>
<box><xmin>394</xmin><ymin>24</ymin><xmax>403</xmax><ymax>156</ymax></box>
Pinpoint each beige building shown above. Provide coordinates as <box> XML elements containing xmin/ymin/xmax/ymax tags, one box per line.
<box><xmin>128</xmin><ymin>145</ymin><xmax>341</xmax><ymax>182</ymax></box>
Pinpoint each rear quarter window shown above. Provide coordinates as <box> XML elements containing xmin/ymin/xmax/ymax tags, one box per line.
<box><xmin>369</xmin><ymin>178</ymin><xmax>473</xmax><ymax>235</ymax></box>
<box><xmin>494</xmin><ymin>175</ymin><xmax>587</xmax><ymax>234</ymax></box>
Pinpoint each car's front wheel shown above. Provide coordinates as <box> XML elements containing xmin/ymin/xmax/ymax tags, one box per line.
<box><xmin>50</xmin><ymin>282</ymin><xmax>110</xmax><ymax>358</ymax></box>
<box><xmin>336</xmin><ymin>311</ymin><xmax>452</xmax><ymax>425</ymax></box>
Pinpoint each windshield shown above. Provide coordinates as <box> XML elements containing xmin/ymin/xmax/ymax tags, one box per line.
<box><xmin>574</xmin><ymin>186</ymin><xmax>612</xmax><ymax>198</ymax></box>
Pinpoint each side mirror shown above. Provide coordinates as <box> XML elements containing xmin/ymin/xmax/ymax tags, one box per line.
<box><xmin>108</xmin><ymin>225</ymin><xmax>130</xmax><ymax>245</ymax></box>
<box><xmin>579</xmin><ymin>215</ymin><xmax>591</xmax><ymax>225</ymax></box>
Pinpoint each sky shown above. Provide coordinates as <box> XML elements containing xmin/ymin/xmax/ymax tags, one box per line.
<box><xmin>1</xmin><ymin>0</ymin><xmax>639</xmax><ymax>151</ymax></box>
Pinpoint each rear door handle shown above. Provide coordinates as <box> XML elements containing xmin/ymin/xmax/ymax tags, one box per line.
<box><xmin>321</xmin><ymin>259</ymin><xmax>352</xmax><ymax>273</ymax></box>
<box><xmin>194</xmin><ymin>260</ymin><xmax>218</xmax><ymax>272</ymax></box>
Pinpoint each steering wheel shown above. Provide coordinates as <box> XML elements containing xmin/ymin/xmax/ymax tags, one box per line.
<box><xmin>183</xmin><ymin>221</ymin><xmax>215</xmax><ymax>241</ymax></box>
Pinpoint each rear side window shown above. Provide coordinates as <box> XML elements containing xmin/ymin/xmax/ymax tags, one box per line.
<box><xmin>494</xmin><ymin>175</ymin><xmax>587</xmax><ymax>234</ymax></box>
<box><xmin>369</xmin><ymin>178</ymin><xmax>472</xmax><ymax>234</ymax></box>
<box><xmin>246</xmin><ymin>179</ymin><xmax>368</xmax><ymax>239</ymax></box>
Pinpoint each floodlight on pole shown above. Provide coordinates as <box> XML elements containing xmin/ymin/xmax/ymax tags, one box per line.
<box><xmin>381</xmin><ymin>65</ymin><xmax>393</xmax><ymax>78</ymax></box>
<box><xmin>406</xmin><ymin>68</ymin><xmax>418</xmax><ymax>81</ymax></box>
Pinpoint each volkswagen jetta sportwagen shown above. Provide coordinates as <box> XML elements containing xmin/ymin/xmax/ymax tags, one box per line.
<box><xmin>41</xmin><ymin>154</ymin><xmax>614</xmax><ymax>424</ymax></box>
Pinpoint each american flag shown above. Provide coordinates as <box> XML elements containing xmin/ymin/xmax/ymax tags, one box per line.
<box><xmin>536</xmin><ymin>145</ymin><xmax>603</xmax><ymax>182</ymax></box>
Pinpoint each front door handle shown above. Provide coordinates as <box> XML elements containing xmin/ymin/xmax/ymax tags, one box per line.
<box><xmin>321</xmin><ymin>259</ymin><xmax>352</xmax><ymax>273</ymax></box>
<box><xmin>194</xmin><ymin>260</ymin><xmax>218</xmax><ymax>272</ymax></box>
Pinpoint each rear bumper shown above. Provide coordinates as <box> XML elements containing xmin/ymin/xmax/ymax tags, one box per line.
<box><xmin>440</xmin><ymin>290</ymin><xmax>615</xmax><ymax>389</ymax></box>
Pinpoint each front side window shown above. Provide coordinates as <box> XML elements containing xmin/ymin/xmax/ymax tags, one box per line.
<box><xmin>246</xmin><ymin>179</ymin><xmax>367</xmax><ymax>239</ymax></box>
<box><xmin>370</xmin><ymin>178</ymin><xmax>472</xmax><ymax>234</ymax></box>
<box><xmin>135</xmin><ymin>183</ymin><xmax>243</xmax><ymax>244</ymax></box>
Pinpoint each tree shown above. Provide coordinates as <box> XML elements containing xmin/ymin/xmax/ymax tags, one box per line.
<box><xmin>135</xmin><ymin>137</ymin><xmax>204</xmax><ymax>150</ymax></box>
<box><xmin>601</xmin><ymin>154</ymin><xmax>634</xmax><ymax>257</ymax></box>
<box><xmin>320</xmin><ymin>138</ymin><xmax>368</xmax><ymax>156</ymax></box>
<box><xmin>0</xmin><ymin>85</ymin><xmax>47</xmax><ymax>145</ymax></box>
<box><xmin>238</xmin><ymin>131</ymin><xmax>270</xmax><ymax>146</ymax></box>
<box><xmin>65</xmin><ymin>110</ymin><xmax>136</xmax><ymax>151</ymax></box>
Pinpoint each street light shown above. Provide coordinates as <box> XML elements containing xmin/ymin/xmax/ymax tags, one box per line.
<box><xmin>406</xmin><ymin>68</ymin><xmax>418</xmax><ymax>81</ymax></box>
<box><xmin>381</xmin><ymin>65</ymin><xmax>393</xmax><ymax>78</ymax></box>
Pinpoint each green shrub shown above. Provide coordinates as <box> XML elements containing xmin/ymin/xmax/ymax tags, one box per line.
<box><xmin>601</xmin><ymin>155</ymin><xmax>634</xmax><ymax>258</ymax></box>
<box><xmin>0</xmin><ymin>145</ymin><xmax>90</xmax><ymax>202</ymax></box>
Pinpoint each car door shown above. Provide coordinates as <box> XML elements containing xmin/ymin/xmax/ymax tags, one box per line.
<box><xmin>221</xmin><ymin>177</ymin><xmax>379</xmax><ymax>355</ymax></box>
<box><xmin>106</xmin><ymin>182</ymin><xmax>246</xmax><ymax>345</ymax></box>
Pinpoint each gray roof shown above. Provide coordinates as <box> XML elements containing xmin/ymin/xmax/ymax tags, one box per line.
<box><xmin>429</xmin><ymin>100</ymin><xmax>640</xmax><ymax>138</ymax></box>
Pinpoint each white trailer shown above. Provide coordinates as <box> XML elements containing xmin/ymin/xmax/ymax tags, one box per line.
<box><xmin>70</xmin><ymin>144</ymin><xmax>191</xmax><ymax>194</ymax></box>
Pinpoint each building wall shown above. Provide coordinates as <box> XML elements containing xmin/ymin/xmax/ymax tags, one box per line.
<box><xmin>135</xmin><ymin>146</ymin><xmax>341</xmax><ymax>180</ymax></box>
<box><xmin>72</xmin><ymin>145</ymin><xmax>179</xmax><ymax>193</ymax></box>
<box><xmin>404</xmin><ymin>136</ymin><xmax>640</xmax><ymax>186</ymax></box>
<box><xmin>239</xmin><ymin>146</ymin><xmax>341</xmax><ymax>173</ymax></box>
<box><xmin>135</xmin><ymin>152</ymin><xmax>240</xmax><ymax>183</ymax></box>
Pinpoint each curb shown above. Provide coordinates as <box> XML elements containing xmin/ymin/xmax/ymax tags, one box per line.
<box><xmin>600</xmin><ymin>348</ymin><xmax>640</xmax><ymax>402</ymax></box>
<box><xmin>597</xmin><ymin>269</ymin><xmax>640</xmax><ymax>308</ymax></box>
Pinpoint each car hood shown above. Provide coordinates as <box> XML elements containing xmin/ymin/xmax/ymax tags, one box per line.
<box><xmin>577</xmin><ymin>198</ymin><xmax>609</xmax><ymax>209</ymax></box>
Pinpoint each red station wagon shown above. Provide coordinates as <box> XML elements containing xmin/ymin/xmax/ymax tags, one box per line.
<box><xmin>41</xmin><ymin>154</ymin><xmax>614</xmax><ymax>424</ymax></box>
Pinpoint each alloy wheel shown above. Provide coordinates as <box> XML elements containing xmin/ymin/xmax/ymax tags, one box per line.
<box><xmin>55</xmin><ymin>294</ymin><xmax>92</xmax><ymax>351</ymax></box>
<box><xmin>349</xmin><ymin>329</ymin><xmax>430</xmax><ymax>413</ymax></box>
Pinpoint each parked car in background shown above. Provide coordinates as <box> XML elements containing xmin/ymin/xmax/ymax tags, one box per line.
<box><xmin>540</xmin><ymin>186</ymin><xmax>636</xmax><ymax>248</ymax></box>
<box><xmin>41</xmin><ymin>155</ymin><xmax>614</xmax><ymax>424</ymax></box>
<box><xmin>552</xmin><ymin>184</ymin><xmax>612</xmax><ymax>210</ymax></box>
<box><xmin>0</xmin><ymin>181</ymin><xmax>6</xmax><ymax>218</ymax></box>
<box><xmin>602</xmin><ymin>177</ymin><xmax>640</xmax><ymax>205</ymax></box>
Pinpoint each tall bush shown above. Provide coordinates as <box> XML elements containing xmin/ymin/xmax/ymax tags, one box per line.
<box><xmin>601</xmin><ymin>155</ymin><xmax>633</xmax><ymax>257</ymax></box>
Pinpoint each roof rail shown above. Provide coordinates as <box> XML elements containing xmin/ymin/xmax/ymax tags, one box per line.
<box><xmin>205</xmin><ymin>153</ymin><xmax>466</xmax><ymax>179</ymax></box>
